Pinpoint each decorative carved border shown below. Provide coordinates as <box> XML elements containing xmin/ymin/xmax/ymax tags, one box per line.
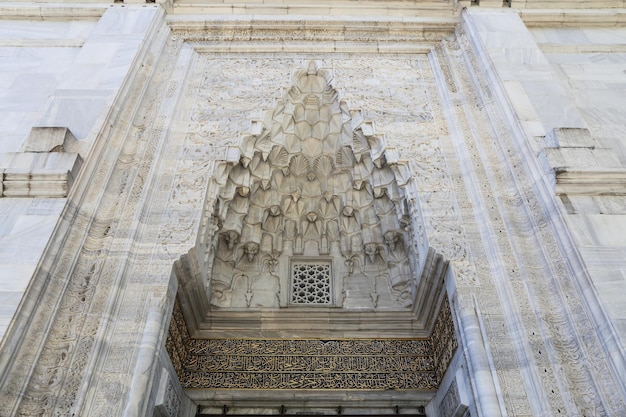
<box><xmin>166</xmin><ymin>296</ymin><xmax>457</xmax><ymax>390</ymax></box>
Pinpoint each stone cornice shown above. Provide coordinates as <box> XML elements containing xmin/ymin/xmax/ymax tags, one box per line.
<box><xmin>166</xmin><ymin>15</ymin><xmax>459</xmax><ymax>53</ymax></box>
<box><xmin>0</xmin><ymin>3</ymin><xmax>106</xmax><ymax>20</ymax></box>
<box><xmin>168</xmin><ymin>0</ymin><xmax>457</xmax><ymax>16</ymax></box>
<box><xmin>554</xmin><ymin>170</ymin><xmax>626</xmax><ymax>196</ymax></box>
<box><xmin>167</xmin><ymin>15</ymin><xmax>460</xmax><ymax>42</ymax></box>
<box><xmin>519</xmin><ymin>7</ymin><xmax>626</xmax><ymax>26</ymax></box>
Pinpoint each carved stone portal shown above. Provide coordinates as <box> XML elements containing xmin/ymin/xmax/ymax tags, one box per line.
<box><xmin>168</xmin><ymin>60</ymin><xmax>456</xmax><ymax>403</ymax></box>
<box><xmin>209</xmin><ymin>61</ymin><xmax>418</xmax><ymax>310</ymax></box>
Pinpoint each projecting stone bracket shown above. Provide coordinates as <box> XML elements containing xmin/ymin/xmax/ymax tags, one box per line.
<box><xmin>0</xmin><ymin>127</ymin><xmax>83</xmax><ymax>198</ymax></box>
<box><xmin>539</xmin><ymin>127</ymin><xmax>626</xmax><ymax>195</ymax></box>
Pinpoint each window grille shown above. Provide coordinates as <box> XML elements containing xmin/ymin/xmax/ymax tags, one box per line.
<box><xmin>290</xmin><ymin>261</ymin><xmax>332</xmax><ymax>304</ymax></box>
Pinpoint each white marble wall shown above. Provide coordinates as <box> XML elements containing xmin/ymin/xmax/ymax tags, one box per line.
<box><xmin>532</xmin><ymin>27</ymin><xmax>626</xmax><ymax>342</ymax></box>
<box><xmin>0</xmin><ymin>199</ymin><xmax>65</xmax><ymax>337</ymax></box>
<box><xmin>0</xmin><ymin>19</ymin><xmax>90</xmax><ymax>340</ymax></box>
<box><xmin>464</xmin><ymin>8</ymin><xmax>626</xmax><ymax>351</ymax></box>
<box><xmin>0</xmin><ymin>5</ymin><xmax>162</xmax><ymax>342</ymax></box>
<box><xmin>0</xmin><ymin>20</ymin><xmax>94</xmax><ymax>154</ymax></box>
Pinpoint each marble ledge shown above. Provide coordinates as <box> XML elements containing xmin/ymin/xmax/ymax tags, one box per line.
<box><xmin>554</xmin><ymin>170</ymin><xmax>626</xmax><ymax>196</ymax></box>
<box><xmin>166</xmin><ymin>13</ymin><xmax>460</xmax><ymax>26</ymax></box>
<box><xmin>519</xmin><ymin>8</ymin><xmax>626</xmax><ymax>27</ymax></box>
<box><xmin>167</xmin><ymin>15</ymin><xmax>459</xmax><ymax>45</ymax></box>
<box><xmin>0</xmin><ymin>39</ymin><xmax>84</xmax><ymax>48</ymax></box>
<box><xmin>0</xmin><ymin>152</ymin><xmax>83</xmax><ymax>198</ymax></box>
<box><xmin>169</xmin><ymin>1</ymin><xmax>457</xmax><ymax>16</ymax></box>
<box><xmin>0</xmin><ymin>3</ymin><xmax>108</xmax><ymax>20</ymax></box>
<box><xmin>539</xmin><ymin>43</ymin><xmax>626</xmax><ymax>54</ymax></box>
<box><xmin>191</xmin><ymin>41</ymin><xmax>434</xmax><ymax>54</ymax></box>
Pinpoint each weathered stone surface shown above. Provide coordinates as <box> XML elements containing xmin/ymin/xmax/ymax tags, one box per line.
<box><xmin>0</xmin><ymin>2</ymin><xmax>625</xmax><ymax>417</ymax></box>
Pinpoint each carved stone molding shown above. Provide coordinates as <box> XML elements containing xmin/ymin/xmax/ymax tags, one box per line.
<box><xmin>166</xmin><ymin>15</ymin><xmax>458</xmax><ymax>55</ymax></box>
<box><xmin>166</xmin><ymin>296</ymin><xmax>457</xmax><ymax>392</ymax></box>
<box><xmin>154</xmin><ymin>371</ymin><xmax>182</xmax><ymax>417</ymax></box>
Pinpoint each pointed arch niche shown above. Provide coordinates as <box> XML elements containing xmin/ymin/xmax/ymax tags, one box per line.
<box><xmin>166</xmin><ymin>61</ymin><xmax>457</xmax><ymax>412</ymax></box>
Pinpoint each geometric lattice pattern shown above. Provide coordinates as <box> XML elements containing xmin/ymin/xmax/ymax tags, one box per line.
<box><xmin>291</xmin><ymin>261</ymin><xmax>331</xmax><ymax>304</ymax></box>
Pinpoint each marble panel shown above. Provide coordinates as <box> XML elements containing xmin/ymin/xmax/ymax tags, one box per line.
<box><xmin>24</xmin><ymin>198</ymin><xmax>66</xmax><ymax>215</ymax></box>
<box><xmin>493</xmin><ymin>66</ymin><xmax>555</xmax><ymax>82</ymax></box>
<box><xmin>0</xmin><ymin>72</ymin><xmax>18</xmax><ymax>90</ymax></box>
<box><xmin>38</xmin><ymin>96</ymin><xmax>107</xmax><ymax>140</ymax></box>
<box><xmin>583</xmin><ymin>215</ymin><xmax>626</xmax><ymax>247</ymax></box>
<box><xmin>0</xmin><ymin>47</ymin><xmax>19</xmax><ymax>59</ymax></box>
<box><xmin>0</xmin><ymin>198</ymin><xmax>30</xmax><ymax>215</ymax></box>
<box><xmin>483</xmin><ymin>33</ymin><xmax>540</xmax><ymax>49</ymax></box>
<box><xmin>0</xmin><ymin>216</ymin><xmax>15</xmax><ymax>236</ymax></box>
<box><xmin>0</xmin><ymin>20</ymin><xmax>95</xmax><ymax>41</ymax></box>
<box><xmin>9</xmin><ymin>73</ymin><xmax>58</xmax><ymax>91</ymax></box>
<box><xmin>549</xmin><ymin>53</ymin><xmax>626</xmax><ymax>65</ymax></box>
<box><xmin>0</xmin><ymin>292</ymin><xmax>22</xmax><ymax>311</ymax></box>
<box><xmin>0</xmin><ymin>215</ymin><xmax>57</xmax><ymax>257</ymax></box>
<box><xmin>501</xmin><ymin>47</ymin><xmax>551</xmax><ymax>66</ymax></box>
<box><xmin>566</xmin><ymin>195</ymin><xmax>600</xmax><ymax>214</ymax></box>
<box><xmin>469</xmin><ymin>11</ymin><xmax>529</xmax><ymax>34</ymax></box>
<box><xmin>34</xmin><ymin>49</ymin><xmax>79</xmax><ymax>73</ymax></box>
<box><xmin>0</xmin><ymin>292</ymin><xmax>24</xmax><ymax>335</ymax></box>
<box><xmin>582</xmin><ymin>28</ymin><xmax>626</xmax><ymax>45</ymax></box>
<box><xmin>0</xmin><ymin>91</ymin><xmax>51</xmax><ymax>113</ymax></box>
<box><xmin>615</xmin><ymin>320</ymin><xmax>626</xmax><ymax>341</ymax></box>
<box><xmin>73</xmin><ymin>41</ymin><xmax>120</xmax><ymax>65</ymax></box>
<box><xmin>593</xmin><ymin>270</ymin><xmax>626</xmax><ymax>283</ymax></box>
<box><xmin>0</xmin><ymin>267</ymin><xmax>38</xmax><ymax>292</ymax></box>
<box><xmin>501</xmin><ymin>81</ymin><xmax>541</xmax><ymax>123</ymax></box>
<box><xmin>98</xmin><ymin>41</ymin><xmax>143</xmax><ymax>90</ymax></box>
<box><xmin>0</xmin><ymin>41</ymin><xmax>84</xmax><ymax>155</ymax></box>
<box><xmin>593</xmin><ymin>196</ymin><xmax>626</xmax><ymax>215</ymax></box>
<box><xmin>596</xmin><ymin>282</ymin><xmax>626</xmax><ymax>318</ymax></box>
<box><xmin>520</xmin><ymin>80</ymin><xmax>586</xmax><ymax>129</ymax></box>
<box><xmin>56</xmin><ymin>64</ymin><xmax>105</xmax><ymax>90</ymax></box>
<box><xmin>0</xmin><ymin>49</ymin><xmax>36</xmax><ymax>72</ymax></box>
<box><xmin>559</xmin><ymin>63</ymin><xmax>626</xmax><ymax>82</ymax></box>
<box><xmin>521</xmin><ymin>120</ymin><xmax>546</xmax><ymax>137</ymax></box>
<box><xmin>0</xmin><ymin>266</ymin><xmax>36</xmax><ymax>338</ymax></box>
<box><xmin>579</xmin><ymin>107</ymin><xmax>626</xmax><ymax>131</ymax></box>
<box><xmin>579</xmin><ymin>247</ymin><xmax>626</xmax><ymax>269</ymax></box>
<box><xmin>92</xmin><ymin>6</ymin><xmax>160</xmax><ymax>37</ymax></box>
<box><xmin>0</xmin><ymin>112</ymin><xmax>27</xmax><ymax>134</ymax></box>
<box><xmin>0</xmin><ymin>197</ymin><xmax>63</xmax><ymax>342</ymax></box>
<box><xmin>531</xmin><ymin>28</ymin><xmax>589</xmax><ymax>44</ymax></box>
<box><xmin>577</xmin><ymin>90</ymin><xmax>626</xmax><ymax>113</ymax></box>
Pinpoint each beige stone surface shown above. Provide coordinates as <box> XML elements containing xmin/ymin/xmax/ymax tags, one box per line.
<box><xmin>0</xmin><ymin>2</ymin><xmax>625</xmax><ymax>417</ymax></box>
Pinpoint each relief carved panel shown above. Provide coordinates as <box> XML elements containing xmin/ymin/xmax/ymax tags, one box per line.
<box><xmin>166</xmin><ymin>296</ymin><xmax>457</xmax><ymax>391</ymax></box>
<box><xmin>206</xmin><ymin>61</ymin><xmax>423</xmax><ymax>311</ymax></box>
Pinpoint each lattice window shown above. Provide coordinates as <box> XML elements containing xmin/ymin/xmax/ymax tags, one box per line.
<box><xmin>291</xmin><ymin>261</ymin><xmax>332</xmax><ymax>304</ymax></box>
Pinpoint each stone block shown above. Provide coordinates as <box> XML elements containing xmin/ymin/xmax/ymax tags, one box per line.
<box><xmin>0</xmin><ymin>151</ymin><xmax>82</xmax><ymax>198</ymax></box>
<box><xmin>544</xmin><ymin>147</ymin><xmax>620</xmax><ymax>170</ymax></box>
<box><xmin>545</xmin><ymin>127</ymin><xmax>596</xmax><ymax>148</ymax></box>
<box><xmin>20</xmin><ymin>126</ymin><xmax>79</xmax><ymax>153</ymax></box>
